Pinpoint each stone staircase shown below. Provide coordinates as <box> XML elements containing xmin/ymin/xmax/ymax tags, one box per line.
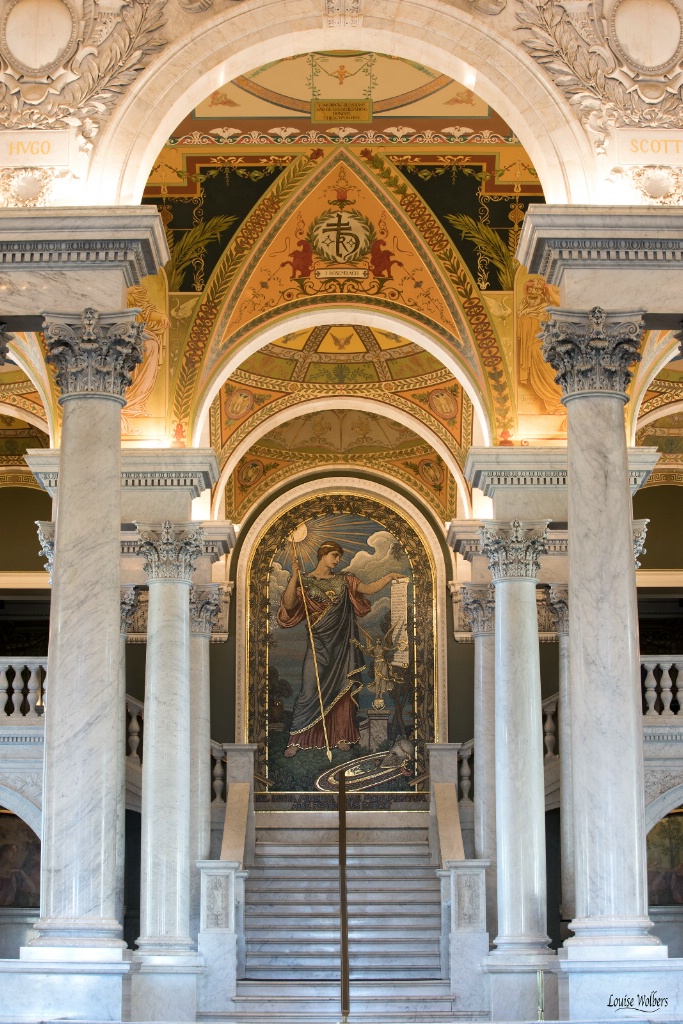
<box><xmin>221</xmin><ymin>812</ymin><xmax>474</xmax><ymax>1022</ymax></box>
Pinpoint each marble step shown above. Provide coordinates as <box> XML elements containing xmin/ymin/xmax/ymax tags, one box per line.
<box><xmin>244</xmin><ymin>965</ymin><xmax>442</xmax><ymax>981</ymax></box>
<box><xmin>254</xmin><ymin>842</ymin><xmax>431</xmax><ymax>859</ymax></box>
<box><xmin>245</xmin><ymin>933</ymin><xmax>444</xmax><ymax>946</ymax></box>
<box><xmin>245</xmin><ymin>888</ymin><xmax>440</xmax><ymax>904</ymax></box>
<box><xmin>246</xmin><ymin>901</ymin><xmax>440</xmax><ymax>916</ymax></box>
<box><xmin>245</xmin><ymin>924</ymin><xmax>442</xmax><ymax>940</ymax></box>
<box><xmin>248</xmin><ymin>866</ymin><xmax>437</xmax><ymax>879</ymax></box>
<box><xmin>228</xmin><ymin>979</ymin><xmax>458</xmax><ymax>1019</ymax></box>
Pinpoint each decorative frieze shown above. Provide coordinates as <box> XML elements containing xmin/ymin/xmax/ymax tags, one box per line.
<box><xmin>548</xmin><ymin>583</ymin><xmax>569</xmax><ymax>635</ymax></box>
<box><xmin>43</xmin><ymin>308</ymin><xmax>146</xmax><ymax>403</ymax></box>
<box><xmin>190</xmin><ymin>585</ymin><xmax>222</xmax><ymax>636</ymax></box>
<box><xmin>120</xmin><ymin>586</ymin><xmax>139</xmax><ymax>636</ymax></box>
<box><xmin>479</xmin><ymin>520</ymin><xmax>548</xmax><ymax>581</ymax></box>
<box><xmin>460</xmin><ymin>583</ymin><xmax>495</xmax><ymax>636</ymax></box>
<box><xmin>540</xmin><ymin>307</ymin><xmax>644</xmax><ymax>399</ymax></box>
<box><xmin>35</xmin><ymin>520</ymin><xmax>54</xmax><ymax>583</ymax></box>
<box><xmin>137</xmin><ymin>521</ymin><xmax>203</xmax><ymax>582</ymax></box>
<box><xmin>124</xmin><ymin>582</ymin><xmax>233</xmax><ymax>643</ymax></box>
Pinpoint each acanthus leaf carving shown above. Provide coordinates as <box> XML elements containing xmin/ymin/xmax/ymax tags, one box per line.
<box><xmin>479</xmin><ymin>519</ymin><xmax>548</xmax><ymax>581</ymax></box>
<box><xmin>0</xmin><ymin>0</ymin><xmax>166</xmax><ymax>144</ymax></box>
<box><xmin>0</xmin><ymin>322</ymin><xmax>12</xmax><ymax>364</ymax></box>
<box><xmin>516</xmin><ymin>0</ymin><xmax>683</xmax><ymax>151</ymax></box>
<box><xmin>43</xmin><ymin>308</ymin><xmax>146</xmax><ymax>401</ymax></box>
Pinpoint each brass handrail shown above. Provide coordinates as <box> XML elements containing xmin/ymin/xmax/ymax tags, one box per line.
<box><xmin>339</xmin><ymin>767</ymin><xmax>350</xmax><ymax>1023</ymax></box>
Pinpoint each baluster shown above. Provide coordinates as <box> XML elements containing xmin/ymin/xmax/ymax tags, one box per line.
<box><xmin>543</xmin><ymin>699</ymin><xmax>558</xmax><ymax>761</ymax></box>
<box><xmin>642</xmin><ymin>660</ymin><xmax>659</xmax><ymax>716</ymax></box>
<box><xmin>660</xmin><ymin>663</ymin><xmax>675</xmax><ymax>717</ymax></box>
<box><xmin>212</xmin><ymin>747</ymin><xmax>226</xmax><ymax>804</ymax></box>
<box><xmin>25</xmin><ymin>663</ymin><xmax>40</xmax><ymax>718</ymax></box>
<box><xmin>127</xmin><ymin>702</ymin><xmax>141</xmax><ymax>765</ymax></box>
<box><xmin>0</xmin><ymin>663</ymin><xmax>9</xmax><ymax>717</ymax></box>
<box><xmin>8</xmin><ymin>665</ymin><xmax>23</xmax><ymax>718</ymax></box>
<box><xmin>673</xmin><ymin>661</ymin><xmax>683</xmax><ymax>715</ymax></box>
<box><xmin>40</xmin><ymin>670</ymin><xmax>47</xmax><ymax>711</ymax></box>
<box><xmin>459</xmin><ymin>743</ymin><xmax>473</xmax><ymax>804</ymax></box>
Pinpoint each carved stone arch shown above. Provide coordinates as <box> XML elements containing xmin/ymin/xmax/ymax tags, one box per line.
<box><xmin>87</xmin><ymin>0</ymin><xmax>595</xmax><ymax>206</ymax></box>
<box><xmin>2</xmin><ymin>332</ymin><xmax>58</xmax><ymax>445</ymax></box>
<box><xmin>0</xmin><ymin>780</ymin><xmax>42</xmax><ymax>838</ymax></box>
<box><xmin>210</xmin><ymin>394</ymin><xmax>472</xmax><ymax>520</ymax></box>
<box><xmin>627</xmin><ymin>329</ymin><xmax>681</xmax><ymax>443</ymax></box>
<box><xmin>192</xmin><ymin>306</ymin><xmax>494</xmax><ymax>450</ymax></box>
<box><xmin>646</xmin><ymin>780</ymin><xmax>683</xmax><ymax>833</ymax></box>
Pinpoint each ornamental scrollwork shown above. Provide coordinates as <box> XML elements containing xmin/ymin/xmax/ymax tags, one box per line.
<box><xmin>0</xmin><ymin>322</ymin><xmax>11</xmax><ymax>364</ymax></box>
<box><xmin>137</xmin><ymin>521</ymin><xmax>203</xmax><ymax>582</ymax></box>
<box><xmin>0</xmin><ymin>0</ymin><xmax>166</xmax><ymax>146</ymax></box>
<box><xmin>517</xmin><ymin>0</ymin><xmax>683</xmax><ymax>151</ymax></box>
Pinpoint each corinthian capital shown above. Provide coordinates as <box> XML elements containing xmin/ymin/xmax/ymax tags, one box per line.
<box><xmin>136</xmin><ymin>521</ymin><xmax>203</xmax><ymax>583</ymax></box>
<box><xmin>43</xmin><ymin>308</ymin><xmax>146</xmax><ymax>403</ymax></box>
<box><xmin>539</xmin><ymin>306</ymin><xmax>644</xmax><ymax>400</ymax></box>
<box><xmin>461</xmin><ymin>583</ymin><xmax>496</xmax><ymax>635</ymax></box>
<box><xmin>190</xmin><ymin>585</ymin><xmax>222</xmax><ymax>635</ymax></box>
<box><xmin>480</xmin><ymin>520</ymin><xmax>548</xmax><ymax>581</ymax></box>
<box><xmin>548</xmin><ymin>584</ymin><xmax>569</xmax><ymax>635</ymax></box>
<box><xmin>0</xmin><ymin>323</ymin><xmax>12</xmax><ymax>365</ymax></box>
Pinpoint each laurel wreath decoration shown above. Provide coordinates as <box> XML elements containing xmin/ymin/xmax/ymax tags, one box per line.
<box><xmin>517</xmin><ymin>0</ymin><xmax>683</xmax><ymax>150</ymax></box>
<box><xmin>0</xmin><ymin>0</ymin><xmax>167</xmax><ymax>143</ymax></box>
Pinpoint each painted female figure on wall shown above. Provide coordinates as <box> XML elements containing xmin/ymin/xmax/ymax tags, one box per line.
<box><xmin>278</xmin><ymin>539</ymin><xmax>403</xmax><ymax>757</ymax></box>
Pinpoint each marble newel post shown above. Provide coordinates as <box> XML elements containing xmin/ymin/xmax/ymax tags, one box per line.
<box><xmin>189</xmin><ymin>585</ymin><xmax>222</xmax><ymax>943</ymax></box>
<box><xmin>32</xmin><ymin>310</ymin><xmax>144</xmax><ymax>949</ymax></box>
<box><xmin>540</xmin><ymin>308</ymin><xmax>661</xmax><ymax>957</ymax></box>
<box><xmin>460</xmin><ymin>583</ymin><xmax>497</xmax><ymax>940</ymax></box>
<box><xmin>548</xmin><ymin>584</ymin><xmax>574</xmax><ymax>927</ymax></box>
<box><xmin>480</xmin><ymin>521</ymin><xmax>556</xmax><ymax>1019</ymax></box>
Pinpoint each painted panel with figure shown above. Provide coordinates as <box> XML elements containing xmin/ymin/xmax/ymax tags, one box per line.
<box><xmin>247</xmin><ymin>494</ymin><xmax>435</xmax><ymax>808</ymax></box>
<box><xmin>0</xmin><ymin>811</ymin><xmax>40</xmax><ymax>908</ymax></box>
<box><xmin>648</xmin><ymin>809</ymin><xmax>683</xmax><ymax>906</ymax></box>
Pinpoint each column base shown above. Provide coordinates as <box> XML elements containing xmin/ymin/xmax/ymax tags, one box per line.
<box><xmin>558</xmin><ymin>955</ymin><xmax>683</xmax><ymax>1020</ymax></box>
<box><xmin>130</xmin><ymin>951</ymin><xmax>203</xmax><ymax>1022</ymax></box>
<box><xmin>485</xmin><ymin>950</ymin><xmax>558</xmax><ymax>1022</ymax></box>
<box><xmin>564</xmin><ymin>915</ymin><xmax>666</xmax><ymax>959</ymax></box>
<box><xmin>28</xmin><ymin>915</ymin><xmax>125</xmax><ymax>947</ymax></box>
<box><xmin>0</xmin><ymin>946</ymin><xmax>131</xmax><ymax>1022</ymax></box>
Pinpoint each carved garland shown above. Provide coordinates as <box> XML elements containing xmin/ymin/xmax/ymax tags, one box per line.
<box><xmin>0</xmin><ymin>0</ymin><xmax>166</xmax><ymax>144</ymax></box>
<box><xmin>517</xmin><ymin>0</ymin><xmax>683</xmax><ymax>151</ymax></box>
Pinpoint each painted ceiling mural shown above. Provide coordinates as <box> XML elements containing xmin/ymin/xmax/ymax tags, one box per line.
<box><xmin>5</xmin><ymin>51</ymin><xmax>678</xmax><ymax>510</ymax></box>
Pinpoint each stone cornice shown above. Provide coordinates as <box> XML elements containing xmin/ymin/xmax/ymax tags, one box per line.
<box><xmin>0</xmin><ymin>208</ymin><xmax>169</xmax><ymax>285</ymax></box>
<box><xmin>464</xmin><ymin>447</ymin><xmax>660</xmax><ymax>496</ymax></box>
<box><xmin>518</xmin><ymin>206</ymin><xmax>683</xmax><ymax>285</ymax></box>
<box><xmin>25</xmin><ymin>448</ymin><xmax>220</xmax><ymax>499</ymax></box>
<box><xmin>447</xmin><ymin>519</ymin><xmax>568</xmax><ymax>561</ymax></box>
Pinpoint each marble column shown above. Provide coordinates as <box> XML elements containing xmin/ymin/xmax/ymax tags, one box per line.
<box><xmin>117</xmin><ymin>586</ymin><xmax>139</xmax><ymax>928</ymax></box>
<box><xmin>479</xmin><ymin>520</ymin><xmax>551</xmax><ymax>958</ymax></box>
<box><xmin>541</xmin><ymin>307</ymin><xmax>660</xmax><ymax>955</ymax></box>
<box><xmin>548</xmin><ymin>584</ymin><xmax>574</xmax><ymax>925</ymax></box>
<box><xmin>31</xmin><ymin>309</ymin><xmax>144</xmax><ymax>948</ymax></box>
<box><xmin>189</xmin><ymin>584</ymin><xmax>222</xmax><ymax>944</ymax></box>
<box><xmin>135</xmin><ymin>522</ymin><xmax>203</xmax><ymax>956</ymax></box>
<box><xmin>460</xmin><ymin>583</ymin><xmax>497</xmax><ymax>940</ymax></box>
